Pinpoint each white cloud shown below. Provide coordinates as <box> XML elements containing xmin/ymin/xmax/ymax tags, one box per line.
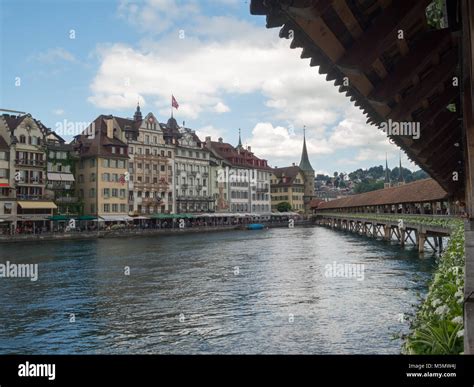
<box><xmin>213</xmin><ymin>102</ymin><xmax>230</xmax><ymax>113</ymax></box>
<box><xmin>88</xmin><ymin>1</ymin><xmax>423</xmax><ymax>173</ymax></box>
<box><xmin>52</xmin><ymin>109</ymin><xmax>65</xmax><ymax>116</ymax></box>
<box><xmin>195</xmin><ymin>125</ymin><xmax>224</xmax><ymax>141</ymax></box>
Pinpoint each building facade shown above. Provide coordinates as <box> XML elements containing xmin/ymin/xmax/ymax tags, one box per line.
<box><xmin>127</xmin><ymin>107</ymin><xmax>175</xmax><ymax>215</ymax></box>
<box><xmin>73</xmin><ymin>115</ymin><xmax>130</xmax><ymax>219</ymax></box>
<box><xmin>204</xmin><ymin>135</ymin><xmax>271</xmax><ymax>213</ymax></box>
<box><xmin>270</xmin><ymin>165</ymin><xmax>305</xmax><ymax>212</ymax></box>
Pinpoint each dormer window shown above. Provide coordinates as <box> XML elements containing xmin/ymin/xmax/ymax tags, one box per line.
<box><xmin>19</xmin><ymin>135</ymin><xmax>26</xmax><ymax>144</ymax></box>
<box><xmin>111</xmin><ymin>147</ymin><xmax>116</xmax><ymax>154</ymax></box>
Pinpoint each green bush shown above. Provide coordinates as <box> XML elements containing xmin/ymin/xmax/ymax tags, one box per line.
<box><xmin>403</xmin><ymin>225</ymin><xmax>465</xmax><ymax>354</ymax></box>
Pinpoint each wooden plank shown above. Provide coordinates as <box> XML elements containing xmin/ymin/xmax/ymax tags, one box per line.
<box><xmin>285</xmin><ymin>0</ymin><xmax>335</xmax><ymax>21</ymax></box>
<box><xmin>368</xmin><ymin>29</ymin><xmax>452</xmax><ymax>103</ymax></box>
<box><xmin>332</xmin><ymin>0</ymin><xmax>363</xmax><ymax>39</ymax></box>
<box><xmin>336</xmin><ymin>0</ymin><xmax>432</xmax><ymax>73</ymax></box>
<box><xmin>292</xmin><ymin>14</ymin><xmax>345</xmax><ymax>62</ymax></box>
<box><xmin>388</xmin><ymin>49</ymin><xmax>458</xmax><ymax>121</ymax></box>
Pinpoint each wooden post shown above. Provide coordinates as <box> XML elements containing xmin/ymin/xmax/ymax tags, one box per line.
<box><xmin>384</xmin><ymin>225</ymin><xmax>390</xmax><ymax>241</ymax></box>
<box><xmin>418</xmin><ymin>232</ymin><xmax>426</xmax><ymax>254</ymax></box>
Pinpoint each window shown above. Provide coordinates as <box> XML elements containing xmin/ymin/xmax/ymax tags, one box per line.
<box><xmin>78</xmin><ymin>174</ymin><xmax>84</xmax><ymax>183</ymax></box>
<box><xmin>4</xmin><ymin>203</ymin><xmax>12</xmax><ymax>214</ymax></box>
<box><xmin>112</xmin><ymin>188</ymin><xmax>118</xmax><ymax>197</ymax></box>
<box><xmin>168</xmin><ymin>151</ymin><xmax>171</xmax><ymax>157</ymax></box>
<box><xmin>112</xmin><ymin>204</ymin><xmax>118</xmax><ymax>212</ymax></box>
<box><xmin>19</xmin><ymin>135</ymin><xmax>26</xmax><ymax>144</ymax></box>
<box><xmin>90</xmin><ymin>173</ymin><xmax>96</xmax><ymax>182</ymax></box>
<box><xmin>145</xmin><ymin>135</ymin><xmax>149</xmax><ymax>144</ymax></box>
<box><xmin>89</xmin><ymin>159</ymin><xmax>95</xmax><ymax>167</ymax></box>
<box><xmin>104</xmin><ymin>204</ymin><xmax>110</xmax><ymax>213</ymax></box>
<box><xmin>111</xmin><ymin>147</ymin><xmax>116</xmax><ymax>154</ymax></box>
<box><xmin>112</xmin><ymin>173</ymin><xmax>118</xmax><ymax>182</ymax></box>
<box><xmin>161</xmin><ymin>150</ymin><xmax>165</xmax><ymax>156</ymax></box>
<box><xmin>102</xmin><ymin>173</ymin><xmax>110</xmax><ymax>182</ymax></box>
<box><xmin>160</xmin><ymin>165</ymin><xmax>165</xmax><ymax>172</ymax></box>
<box><xmin>120</xmin><ymin>189</ymin><xmax>126</xmax><ymax>198</ymax></box>
<box><xmin>103</xmin><ymin>188</ymin><xmax>110</xmax><ymax>198</ymax></box>
<box><xmin>120</xmin><ymin>147</ymin><xmax>124</xmax><ymax>155</ymax></box>
<box><xmin>129</xmin><ymin>147</ymin><xmax>134</xmax><ymax>154</ymax></box>
<box><xmin>102</xmin><ymin>159</ymin><xmax>109</xmax><ymax>168</ymax></box>
<box><xmin>89</xmin><ymin>188</ymin><xmax>95</xmax><ymax>198</ymax></box>
<box><xmin>120</xmin><ymin>204</ymin><xmax>126</xmax><ymax>213</ymax></box>
<box><xmin>110</xmin><ymin>159</ymin><xmax>117</xmax><ymax>168</ymax></box>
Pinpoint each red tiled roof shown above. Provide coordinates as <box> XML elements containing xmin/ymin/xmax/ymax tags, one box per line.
<box><xmin>317</xmin><ymin>178</ymin><xmax>449</xmax><ymax>210</ymax></box>
<box><xmin>272</xmin><ymin>166</ymin><xmax>304</xmax><ymax>187</ymax></box>
<box><xmin>207</xmin><ymin>141</ymin><xmax>271</xmax><ymax>170</ymax></box>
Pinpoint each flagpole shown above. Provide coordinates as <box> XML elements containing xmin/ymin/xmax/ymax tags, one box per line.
<box><xmin>171</xmin><ymin>95</ymin><xmax>173</xmax><ymax>118</ymax></box>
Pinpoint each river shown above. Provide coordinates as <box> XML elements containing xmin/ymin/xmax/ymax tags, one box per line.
<box><xmin>0</xmin><ymin>226</ymin><xmax>436</xmax><ymax>354</ymax></box>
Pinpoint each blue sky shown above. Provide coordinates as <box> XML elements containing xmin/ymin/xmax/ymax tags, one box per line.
<box><xmin>0</xmin><ymin>0</ymin><xmax>414</xmax><ymax>175</ymax></box>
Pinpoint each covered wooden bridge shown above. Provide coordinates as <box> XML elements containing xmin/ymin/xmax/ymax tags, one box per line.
<box><xmin>312</xmin><ymin>178</ymin><xmax>459</xmax><ymax>253</ymax></box>
<box><xmin>250</xmin><ymin>0</ymin><xmax>474</xmax><ymax>352</ymax></box>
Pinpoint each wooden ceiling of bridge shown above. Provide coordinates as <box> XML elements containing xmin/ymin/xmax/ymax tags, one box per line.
<box><xmin>250</xmin><ymin>0</ymin><xmax>464</xmax><ymax>197</ymax></box>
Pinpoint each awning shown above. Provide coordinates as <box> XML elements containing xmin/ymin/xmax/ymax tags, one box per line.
<box><xmin>18</xmin><ymin>201</ymin><xmax>57</xmax><ymax>209</ymax></box>
<box><xmin>99</xmin><ymin>215</ymin><xmax>134</xmax><ymax>222</ymax></box>
<box><xmin>48</xmin><ymin>215</ymin><xmax>70</xmax><ymax>221</ymax></box>
<box><xmin>77</xmin><ymin>215</ymin><xmax>97</xmax><ymax>221</ymax></box>
<box><xmin>47</xmin><ymin>172</ymin><xmax>75</xmax><ymax>182</ymax></box>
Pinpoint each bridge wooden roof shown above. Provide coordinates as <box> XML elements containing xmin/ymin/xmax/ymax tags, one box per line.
<box><xmin>316</xmin><ymin>178</ymin><xmax>448</xmax><ymax>209</ymax></box>
<box><xmin>250</xmin><ymin>0</ymin><xmax>464</xmax><ymax>197</ymax></box>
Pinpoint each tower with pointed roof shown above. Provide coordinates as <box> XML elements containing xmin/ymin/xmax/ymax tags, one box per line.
<box><xmin>236</xmin><ymin>128</ymin><xmax>243</xmax><ymax>150</ymax></box>
<box><xmin>384</xmin><ymin>154</ymin><xmax>391</xmax><ymax>189</ymax></box>
<box><xmin>133</xmin><ymin>103</ymin><xmax>142</xmax><ymax>122</ymax></box>
<box><xmin>397</xmin><ymin>153</ymin><xmax>405</xmax><ymax>186</ymax></box>
<box><xmin>299</xmin><ymin>127</ymin><xmax>315</xmax><ymax>215</ymax></box>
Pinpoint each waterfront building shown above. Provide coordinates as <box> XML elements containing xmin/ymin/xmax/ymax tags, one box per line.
<box><xmin>173</xmin><ymin>118</ymin><xmax>213</xmax><ymax>213</ymax></box>
<box><xmin>127</xmin><ymin>105</ymin><xmax>175</xmax><ymax>215</ymax></box>
<box><xmin>45</xmin><ymin>131</ymin><xmax>81</xmax><ymax>216</ymax></box>
<box><xmin>0</xmin><ymin>120</ymin><xmax>14</xmax><ymax>233</ymax></box>
<box><xmin>204</xmin><ymin>134</ymin><xmax>271</xmax><ymax>213</ymax></box>
<box><xmin>206</xmin><ymin>141</ymin><xmax>232</xmax><ymax>212</ymax></box>
<box><xmin>0</xmin><ymin>113</ymin><xmax>56</xmax><ymax>232</ymax></box>
<box><xmin>73</xmin><ymin>115</ymin><xmax>130</xmax><ymax>220</ymax></box>
<box><xmin>270</xmin><ymin>165</ymin><xmax>305</xmax><ymax>213</ymax></box>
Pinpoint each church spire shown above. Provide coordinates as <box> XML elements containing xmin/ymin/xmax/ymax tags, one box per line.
<box><xmin>299</xmin><ymin>126</ymin><xmax>314</xmax><ymax>172</ymax></box>
<box><xmin>133</xmin><ymin>101</ymin><xmax>142</xmax><ymax>122</ymax></box>
<box><xmin>385</xmin><ymin>153</ymin><xmax>390</xmax><ymax>183</ymax></box>
<box><xmin>237</xmin><ymin>128</ymin><xmax>242</xmax><ymax>148</ymax></box>
<box><xmin>398</xmin><ymin>153</ymin><xmax>404</xmax><ymax>183</ymax></box>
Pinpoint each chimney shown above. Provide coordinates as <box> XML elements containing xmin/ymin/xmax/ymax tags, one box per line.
<box><xmin>218</xmin><ymin>137</ymin><xmax>223</xmax><ymax>143</ymax></box>
<box><xmin>247</xmin><ymin>146</ymin><xmax>251</xmax><ymax>152</ymax></box>
<box><xmin>106</xmin><ymin>118</ymin><xmax>115</xmax><ymax>139</ymax></box>
<box><xmin>292</xmin><ymin>162</ymin><xmax>295</xmax><ymax>166</ymax></box>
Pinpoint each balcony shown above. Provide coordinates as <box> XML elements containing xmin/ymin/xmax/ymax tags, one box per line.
<box><xmin>15</xmin><ymin>159</ymin><xmax>45</xmax><ymax>167</ymax></box>
<box><xmin>256</xmin><ymin>187</ymin><xmax>268</xmax><ymax>193</ymax></box>
<box><xmin>181</xmin><ymin>183</ymin><xmax>188</xmax><ymax>189</ymax></box>
<box><xmin>202</xmin><ymin>172</ymin><xmax>209</xmax><ymax>178</ymax></box>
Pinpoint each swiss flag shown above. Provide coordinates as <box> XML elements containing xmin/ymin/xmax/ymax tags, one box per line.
<box><xmin>172</xmin><ymin>95</ymin><xmax>179</xmax><ymax>109</ymax></box>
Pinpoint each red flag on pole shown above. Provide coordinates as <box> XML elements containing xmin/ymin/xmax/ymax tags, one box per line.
<box><xmin>172</xmin><ymin>95</ymin><xmax>179</xmax><ymax>110</ymax></box>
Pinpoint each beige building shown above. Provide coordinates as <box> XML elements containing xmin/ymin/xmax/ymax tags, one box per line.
<box><xmin>73</xmin><ymin>115</ymin><xmax>130</xmax><ymax>220</ymax></box>
<box><xmin>271</xmin><ymin>165</ymin><xmax>305</xmax><ymax>212</ymax></box>
<box><xmin>127</xmin><ymin>106</ymin><xmax>175</xmax><ymax>215</ymax></box>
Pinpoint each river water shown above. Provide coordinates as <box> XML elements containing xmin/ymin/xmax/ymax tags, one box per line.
<box><xmin>0</xmin><ymin>226</ymin><xmax>436</xmax><ymax>354</ymax></box>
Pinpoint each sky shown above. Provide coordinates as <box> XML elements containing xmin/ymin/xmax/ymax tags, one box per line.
<box><xmin>0</xmin><ymin>0</ymin><xmax>418</xmax><ymax>176</ymax></box>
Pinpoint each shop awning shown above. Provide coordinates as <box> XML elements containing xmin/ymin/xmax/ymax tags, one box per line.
<box><xmin>47</xmin><ymin>172</ymin><xmax>75</xmax><ymax>182</ymax></box>
<box><xmin>98</xmin><ymin>215</ymin><xmax>134</xmax><ymax>222</ymax></box>
<box><xmin>48</xmin><ymin>215</ymin><xmax>70</xmax><ymax>221</ymax></box>
<box><xmin>77</xmin><ymin>215</ymin><xmax>96</xmax><ymax>221</ymax></box>
<box><xmin>18</xmin><ymin>201</ymin><xmax>57</xmax><ymax>209</ymax></box>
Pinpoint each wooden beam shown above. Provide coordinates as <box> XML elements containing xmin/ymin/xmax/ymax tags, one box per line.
<box><xmin>368</xmin><ymin>29</ymin><xmax>452</xmax><ymax>103</ymax></box>
<box><xmin>336</xmin><ymin>0</ymin><xmax>432</xmax><ymax>73</ymax></box>
<box><xmin>284</xmin><ymin>0</ymin><xmax>334</xmax><ymax>21</ymax></box>
<box><xmin>415</xmin><ymin>85</ymin><xmax>458</xmax><ymax>127</ymax></box>
<box><xmin>388</xmin><ymin>49</ymin><xmax>458</xmax><ymax>121</ymax></box>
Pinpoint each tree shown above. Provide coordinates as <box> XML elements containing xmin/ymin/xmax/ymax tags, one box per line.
<box><xmin>277</xmin><ymin>202</ymin><xmax>292</xmax><ymax>212</ymax></box>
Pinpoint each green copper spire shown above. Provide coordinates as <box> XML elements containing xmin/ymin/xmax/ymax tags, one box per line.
<box><xmin>237</xmin><ymin>128</ymin><xmax>242</xmax><ymax>148</ymax></box>
<box><xmin>299</xmin><ymin>126</ymin><xmax>314</xmax><ymax>172</ymax></box>
<box><xmin>385</xmin><ymin>153</ymin><xmax>390</xmax><ymax>183</ymax></box>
